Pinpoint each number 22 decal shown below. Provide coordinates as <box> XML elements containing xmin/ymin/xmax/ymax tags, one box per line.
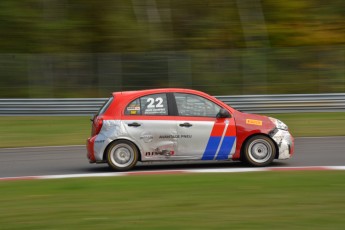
<box><xmin>147</xmin><ymin>97</ymin><xmax>163</xmax><ymax>108</ymax></box>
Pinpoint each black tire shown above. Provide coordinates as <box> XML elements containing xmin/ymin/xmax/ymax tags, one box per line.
<box><xmin>243</xmin><ymin>135</ymin><xmax>276</xmax><ymax>167</ymax></box>
<box><xmin>106</xmin><ymin>140</ymin><xmax>139</xmax><ymax>171</ymax></box>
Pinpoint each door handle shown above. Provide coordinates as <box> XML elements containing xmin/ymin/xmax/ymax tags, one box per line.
<box><xmin>127</xmin><ymin>122</ymin><xmax>141</xmax><ymax>127</ymax></box>
<box><xmin>179</xmin><ymin>122</ymin><xmax>192</xmax><ymax>127</ymax></box>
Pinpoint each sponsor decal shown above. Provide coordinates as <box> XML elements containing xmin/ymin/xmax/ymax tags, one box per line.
<box><xmin>127</xmin><ymin>106</ymin><xmax>140</xmax><ymax>111</ymax></box>
<box><xmin>145</xmin><ymin>152</ymin><xmax>160</xmax><ymax>156</ymax></box>
<box><xmin>246</xmin><ymin>119</ymin><xmax>262</xmax><ymax>126</ymax></box>
<box><xmin>145</xmin><ymin>150</ymin><xmax>175</xmax><ymax>156</ymax></box>
<box><xmin>95</xmin><ymin>140</ymin><xmax>105</xmax><ymax>143</ymax></box>
<box><xmin>140</xmin><ymin>133</ymin><xmax>153</xmax><ymax>143</ymax></box>
<box><xmin>127</xmin><ymin>104</ymin><xmax>140</xmax><ymax>115</ymax></box>
<box><xmin>159</xmin><ymin>135</ymin><xmax>192</xmax><ymax>139</ymax></box>
<box><xmin>143</xmin><ymin>108</ymin><xmax>166</xmax><ymax>115</ymax></box>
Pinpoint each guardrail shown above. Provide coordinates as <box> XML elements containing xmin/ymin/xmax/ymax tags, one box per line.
<box><xmin>217</xmin><ymin>93</ymin><xmax>345</xmax><ymax>113</ymax></box>
<box><xmin>0</xmin><ymin>93</ymin><xmax>344</xmax><ymax>115</ymax></box>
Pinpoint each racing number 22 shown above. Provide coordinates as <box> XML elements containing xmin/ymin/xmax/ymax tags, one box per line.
<box><xmin>147</xmin><ymin>97</ymin><xmax>163</xmax><ymax>108</ymax></box>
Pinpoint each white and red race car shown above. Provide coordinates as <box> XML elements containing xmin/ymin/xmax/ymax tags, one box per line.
<box><xmin>87</xmin><ymin>88</ymin><xmax>294</xmax><ymax>171</ymax></box>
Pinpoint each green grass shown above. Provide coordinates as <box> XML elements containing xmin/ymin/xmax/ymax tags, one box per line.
<box><xmin>0</xmin><ymin>171</ymin><xmax>345</xmax><ymax>229</ymax></box>
<box><xmin>0</xmin><ymin>113</ymin><xmax>344</xmax><ymax>148</ymax></box>
<box><xmin>267</xmin><ymin>112</ymin><xmax>345</xmax><ymax>137</ymax></box>
<box><xmin>0</xmin><ymin>116</ymin><xmax>90</xmax><ymax>148</ymax></box>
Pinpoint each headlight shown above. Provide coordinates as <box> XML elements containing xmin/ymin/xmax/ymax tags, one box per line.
<box><xmin>269</xmin><ymin>117</ymin><xmax>288</xmax><ymax>131</ymax></box>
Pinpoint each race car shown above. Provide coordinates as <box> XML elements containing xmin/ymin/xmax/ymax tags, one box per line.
<box><xmin>87</xmin><ymin>88</ymin><xmax>294</xmax><ymax>171</ymax></box>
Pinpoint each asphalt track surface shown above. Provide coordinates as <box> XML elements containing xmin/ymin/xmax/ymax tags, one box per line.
<box><xmin>0</xmin><ymin>137</ymin><xmax>344</xmax><ymax>178</ymax></box>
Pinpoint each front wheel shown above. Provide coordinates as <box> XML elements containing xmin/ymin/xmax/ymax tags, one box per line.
<box><xmin>243</xmin><ymin>135</ymin><xmax>276</xmax><ymax>167</ymax></box>
<box><xmin>106</xmin><ymin>140</ymin><xmax>138</xmax><ymax>171</ymax></box>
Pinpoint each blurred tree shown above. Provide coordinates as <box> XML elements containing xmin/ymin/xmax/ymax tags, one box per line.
<box><xmin>0</xmin><ymin>0</ymin><xmax>344</xmax><ymax>52</ymax></box>
<box><xmin>0</xmin><ymin>0</ymin><xmax>343</xmax><ymax>97</ymax></box>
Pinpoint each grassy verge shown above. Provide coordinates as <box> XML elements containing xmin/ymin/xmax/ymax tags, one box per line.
<box><xmin>0</xmin><ymin>116</ymin><xmax>90</xmax><ymax>148</ymax></box>
<box><xmin>267</xmin><ymin>112</ymin><xmax>345</xmax><ymax>137</ymax></box>
<box><xmin>0</xmin><ymin>113</ymin><xmax>344</xmax><ymax>148</ymax></box>
<box><xmin>0</xmin><ymin>171</ymin><xmax>345</xmax><ymax>229</ymax></box>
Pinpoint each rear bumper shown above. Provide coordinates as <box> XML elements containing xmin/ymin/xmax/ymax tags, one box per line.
<box><xmin>86</xmin><ymin>136</ymin><xmax>96</xmax><ymax>163</ymax></box>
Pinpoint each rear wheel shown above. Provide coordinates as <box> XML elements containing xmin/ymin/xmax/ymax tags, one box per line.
<box><xmin>106</xmin><ymin>140</ymin><xmax>138</xmax><ymax>171</ymax></box>
<box><xmin>243</xmin><ymin>135</ymin><xmax>276</xmax><ymax>166</ymax></box>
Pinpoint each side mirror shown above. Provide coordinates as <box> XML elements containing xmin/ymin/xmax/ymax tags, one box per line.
<box><xmin>216</xmin><ymin>108</ymin><xmax>231</xmax><ymax>118</ymax></box>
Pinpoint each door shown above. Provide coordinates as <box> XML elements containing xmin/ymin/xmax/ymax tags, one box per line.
<box><xmin>122</xmin><ymin>93</ymin><xmax>178</xmax><ymax>161</ymax></box>
<box><xmin>174</xmin><ymin>93</ymin><xmax>237</xmax><ymax>160</ymax></box>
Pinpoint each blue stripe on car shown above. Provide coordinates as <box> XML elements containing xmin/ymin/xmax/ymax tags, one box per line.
<box><xmin>201</xmin><ymin>137</ymin><xmax>222</xmax><ymax>160</ymax></box>
<box><xmin>215</xmin><ymin>136</ymin><xmax>236</xmax><ymax>160</ymax></box>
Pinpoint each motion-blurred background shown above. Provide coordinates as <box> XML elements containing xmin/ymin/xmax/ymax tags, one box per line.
<box><xmin>1</xmin><ymin>3</ymin><xmax>345</xmax><ymax>229</ymax></box>
<box><xmin>0</xmin><ymin>0</ymin><xmax>344</xmax><ymax>98</ymax></box>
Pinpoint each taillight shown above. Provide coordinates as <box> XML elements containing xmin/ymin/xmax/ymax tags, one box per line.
<box><xmin>92</xmin><ymin>117</ymin><xmax>103</xmax><ymax>136</ymax></box>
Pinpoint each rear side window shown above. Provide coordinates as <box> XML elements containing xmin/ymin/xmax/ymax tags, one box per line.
<box><xmin>97</xmin><ymin>96</ymin><xmax>113</xmax><ymax>116</ymax></box>
<box><xmin>125</xmin><ymin>93</ymin><xmax>168</xmax><ymax>116</ymax></box>
<box><xmin>125</xmin><ymin>98</ymin><xmax>141</xmax><ymax>115</ymax></box>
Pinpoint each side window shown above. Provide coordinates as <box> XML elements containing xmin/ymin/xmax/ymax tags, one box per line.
<box><xmin>140</xmin><ymin>94</ymin><xmax>168</xmax><ymax>115</ymax></box>
<box><xmin>125</xmin><ymin>94</ymin><xmax>168</xmax><ymax>116</ymax></box>
<box><xmin>125</xmin><ymin>98</ymin><xmax>141</xmax><ymax>115</ymax></box>
<box><xmin>174</xmin><ymin>93</ymin><xmax>221</xmax><ymax>117</ymax></box>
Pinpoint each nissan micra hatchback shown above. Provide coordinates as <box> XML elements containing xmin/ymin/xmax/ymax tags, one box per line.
<box><xmin>87</xmin><ymin>88</ymin><xmax>294</xmax><ymax>171</ymax></box>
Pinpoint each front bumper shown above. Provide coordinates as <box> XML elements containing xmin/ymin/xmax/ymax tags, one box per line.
<box><xmin>270</xmin><ymin>129</ymin><xmax>294</xmax><ymax>160</ymax></box>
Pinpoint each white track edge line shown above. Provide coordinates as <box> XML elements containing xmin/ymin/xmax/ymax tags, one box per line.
<box><xmin>1</xmin><ymin>166</ymin><xmax>345</xmax><ymax>181</ymax></box>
